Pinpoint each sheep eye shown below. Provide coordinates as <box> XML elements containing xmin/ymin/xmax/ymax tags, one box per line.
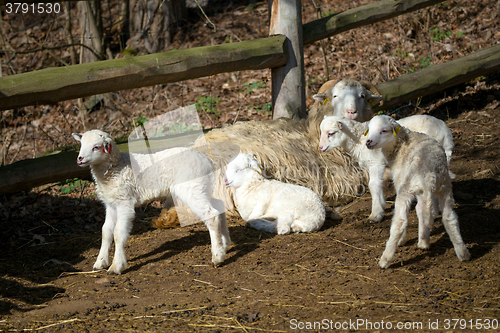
<box><xmin>93</xmin><ymin>145</ymin><xmax>101</xmax><ymax>151</ymax></box>
<box><xmin>360</xmin><ymin>94</ymin><xmax>365</xmax><ymax>99</ymax></box>
<box><xmin>381</xmin><ymin>130</ymin><xmax>387</xmax><ymax>134</ymax></box>
<box><xmin>328</xmin><ymin>131</ymin><xmax>336</xmax><ymax>137</ymax></box>
<box><xmin>332</xmin><ymin>95</ymin><xmax>337</xmax><ymax>99</ymax></box>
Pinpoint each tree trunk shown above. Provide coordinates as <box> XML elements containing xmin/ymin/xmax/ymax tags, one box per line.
<box><xmin>128</xmin><ymin>0</ymin><xmax>187</xmax><ymax>53</ymax></box>
<box><xmin>78</xmin><ymin>1</ymin><xmax>103</xmax><ymax>63</ymax></box>
<box><xmin>269</xmin><ymin>0</ymin><xmax>306</xmax><ymax>120</ymax></box>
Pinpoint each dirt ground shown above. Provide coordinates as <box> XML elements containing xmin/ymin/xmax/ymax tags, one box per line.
<box><xmin>1</xmin><ymin>0</ymin><xmax>500</xmax><ymax>331</ymax></box>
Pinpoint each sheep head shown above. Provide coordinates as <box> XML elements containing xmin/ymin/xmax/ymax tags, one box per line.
<box><xmin>313</xmin><ymin>79</ymin><xmax>383</xmax><ymax>122</ymax></box>
<box><xmin>223</xmin><ymin>153</ymin><xmax>262</xmax><ymax>188</ymax></box>
<box><xmin>365</xmin><ymin>115</ymin><xmax>401</xmax><ymax>150</ymax></box>
<box><xmin>319</xmin><ymin>116</ymin><xmax>348</xmax><ymax>153</ymax></box>
<box><xmin>72</xmin><ymin>129</ymin><xmax>117</xmax><ymax>167</ymax></box>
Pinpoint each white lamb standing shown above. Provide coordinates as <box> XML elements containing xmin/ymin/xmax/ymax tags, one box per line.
<box><xmin>397</xmin><ymin>114</ymin><xmax>455</xmax><ymax>178</ymax></box>
<box><xmin>319</xmin><ymin>116</ymin><xmax>387</xmax><ymax>222</ymax></box>
<box><xmin>320</xmin><ymin>113</ymin><xmax>456</xmax><ymax>221</ymax></box>
<box><xmin>223</xmin><ymin>153</ymin><xmax>325</xmax><ymax>234</ymax></box>
<box><xmin>364</xmin><ymin>115</ymin><xmax>470</xmax><ymax>268</ymax></box>
<box><xmin>312</xmin><ymin>80</ymin><xmax>456</xmax><ymax>177</ymax></box>
<box><xmin>72</xmin><ymin>129</ymin><xmax>230</xmax><ymax>274</ymax></box>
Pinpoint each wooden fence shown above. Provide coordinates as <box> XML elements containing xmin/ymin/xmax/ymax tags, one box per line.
<box><xmin>0</xmin><ymin>0</ymin><xmax>499</xmax><ymax>195</ymax></box>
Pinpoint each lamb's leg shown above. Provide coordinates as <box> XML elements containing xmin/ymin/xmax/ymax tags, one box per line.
<box><xmin>211</xmin><ymin>198</ymin><xmax>231</xmax><ymax>250</ymax></box>
<box><xmin>445</xmin><ymin>150</ymin><xmax>457</xmax><ymax>179</ymax></box>
<box><xmin>416</xmin><ymin>193</ymin><xmax>434</xmax><ymax>249</ymax></box>
<box><xmin>439</xmin><ymin>190</ymin><xmax>471</xmax><ymax>262</ymax></box>
<box><xmin>368</xmin><ymin>164</ymin><xmax>387</xmax><ymax>222</ymax></box>
<box><xmin>94</xmin><ymin>205</ymin><xmax>117</xmax><ymax>270</ymax></box>
<box><xmin>182</xmin><ymin>194</ymin><xmax>227</xmax><ymax>266</ymax></box>
<box><xmin>204</xmin><ymin>212</ymin><xmax>226</xmax><ymax>266</ymax></box>
<box><xmin>379</xmin><ymin>193</ymin><xmax>412</xmax><ymax>269</ymax></box>
<box><xmin>107</xmin><ymin>204</ymin><xmax>135</xmax><ymax>274</ymax></box>
<box><xmin>276</xmin><ymin>215</ymin><xmax>294</xmax><ymax>235</ymax></box>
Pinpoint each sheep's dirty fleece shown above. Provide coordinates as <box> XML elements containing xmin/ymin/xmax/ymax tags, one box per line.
<box><xmin>1</xmin><ymin>0</ymin><xmax>500</xmax><ymax>331</ymax></box>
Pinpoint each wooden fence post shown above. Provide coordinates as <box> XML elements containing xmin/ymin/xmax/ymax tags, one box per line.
<box><xmin>269</xmin><ymin>0</ymin><xmax>306</xmax><ymax>119</ymax></box>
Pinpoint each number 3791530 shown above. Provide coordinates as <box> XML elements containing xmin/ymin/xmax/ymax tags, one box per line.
<box><xmin>5</xmin><ymin>3</ymin><xmax>61</xmax><ymax>14</ymax></box>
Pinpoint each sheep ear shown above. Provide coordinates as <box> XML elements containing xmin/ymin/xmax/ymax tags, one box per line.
<box><xmin>72</xmin><ymin>133</ymin><xmax>83</xmax><ymax>142</ymax></box>
<box><xmin>367</xmin><ymin>94</ymin><xmax>383</xmax><ymax>107</ymax></box>
<box><xmin>103</xmin><ymin>138</ymin><xmax>113</xmax><ymax>154</ymax></box>
<box><xmin>363</xmin><ymin>128</ymin><xmax>369</xmax><ymax>136</ymax></box>
<box><xmin>313</xmin><ymin>93</ymin><xmax>328</xmax><ymax>104</ymax></box>
<box><xmin>249</xmin><ymin>159</ymin><xmax>262</xmax><ymax>174</ymax></box>
<box><xmin>393</xmin><ymin>126</ymin><xmax>401</xmax><ymax>136</ymax></box>
<box><xmin>337</xmin><ymin>121</ymin><xmax>343</xmax><ymax>130</ymax></box>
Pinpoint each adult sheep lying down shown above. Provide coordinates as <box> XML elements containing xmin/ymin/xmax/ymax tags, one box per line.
<box><xmin>202</xmin><ymin>103</ymin><xmax>370</xmax><ymax>211</ymax></box>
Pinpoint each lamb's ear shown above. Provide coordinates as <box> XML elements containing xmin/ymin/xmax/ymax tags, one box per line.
<box><xmin>313</xmin><ymin>93</ymin><xmax>328</xmax><ymax>104</ymax></box>
<box><xmin>367</xmin><ymin>94</ymin><xmax>383</xmax><ymax>107</ymax></box>
<box><xmin>337</xmin><ymin>121</ymin><xmax>343</xmax><ymax>130</ymax></box>
<box><xmin>103</xmin><ymin>137</ymin><xmax>114</xmax><ymax>154</ymax></box>
<box><xmin>392</xmin><ymin>126</ymin><xmax>401</xmax><ymax>137</ymax></box>
<box><xmin>72</xmin><ymin>133</ymin><xmax>83</xmax><ymax>142</ymax></box>
<box><xmin>249</xmin><ymin>159</ymin><xmax>263</xmax><ymax>175</ymax></box>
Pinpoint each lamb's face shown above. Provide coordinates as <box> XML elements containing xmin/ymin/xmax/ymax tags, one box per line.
<box><xmin>319</xmin><ymin>116</ymin><xmax>345</xmax><ymax>152</ymax></box>
<box><xmin>365</xmin><ymin>115</ymin><xmax>400</xmax><ymax>150</ymax></box>
<box><xmin>72</xmin><ymin>130</ymin><xmax>114</xmax><ymax>167</ymax></box>
<box><xmin>223</xmin><ymin>153</ymin><xmax>262</xmax><ymax>188</ymax></box>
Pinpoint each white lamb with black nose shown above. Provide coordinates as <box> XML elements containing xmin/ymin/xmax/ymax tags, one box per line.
<box><xmin>364</xmin><ymin>115</ymin><xmax>470</xmax><ymax>268</ymax></box>
<box><xmin>223</xmin><ymin>153</ymin><xmax>325</xmax><ymax>235</ymax></box>
<box><xmin>73</xmin><ymin>129</ymin><xmax>230</xmax><ymax>274</ymax></box>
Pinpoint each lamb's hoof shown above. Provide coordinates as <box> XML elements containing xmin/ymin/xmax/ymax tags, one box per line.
<box><xmin>378</xmin><ymin>255</ymin><xmax>391</xmax><ymax>269</ymax></box>
<box><xmin>212</xmin><ymin>253</ymin><xmax>225</xmax><ymax>267</ymax></box>
<box><xmin>456</xmin><ymin>246</ymin><xmax>471</xmax><ymax>262</ymax></box>
<box><xmin>417</xmin><ymin>239</ymin><xmax>430</xmax><ymax>249</ymax></box>
<box><xmin>368</xmin><ymin>212</ymin><xmax>384</xmax><ymax>222</ymax></box>
<box><xmin>93</xmin><ymin>258</ymin><xmax>109</xmax><ymax>270</ymax></box>
<box><xmin>107</xmin><ymin>262</ymin><xmax>126</xmax><ymax>275</ymax></box>
<box><xmin>277</xmin><ymin>227</ymin><xmax>291</xmax><ymax>235</ymax></box>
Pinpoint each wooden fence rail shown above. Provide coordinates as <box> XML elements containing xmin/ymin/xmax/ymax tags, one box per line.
<box><xmin>2</xmin><ymin>43</ymin><xmax>500</xmax><ymax>195</ymax></box>
<box><xmin>0</xmin><ymin>0</ymin><xmax>446</xmax><ymax>112</ymax></box>
<box><xmin>0</xmin><ymin>36</ymin><xmax>287</xmax><ymax>111</ymax></box>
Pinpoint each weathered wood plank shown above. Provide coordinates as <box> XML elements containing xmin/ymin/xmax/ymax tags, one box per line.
<box><xmin>373</xmin><ymin>43</ymin><xmax>500</xmax><ymax>111</ymax></box>
<box><xmin>303</xmin><ymin>0</ymin><xmax>447</xmax><ymax>45</ymax></box>
<box><xmin>0</xmin><ymin>151</ymin><xmax>91</xmax><ymax>195</ymax></box>
<box><xmin>0</xmin><ymin>35</ymin><xmax>287</xmax><ymax>111</ymax></box>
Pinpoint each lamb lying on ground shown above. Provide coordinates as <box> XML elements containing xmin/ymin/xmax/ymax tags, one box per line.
<box><xmin>223</xmin><ymin>153</ymin><xmax>325</xmax><ymax>234</ymax></box>
<box><xmin>397</xmin><ymin>114</ymin><xmax>455</xmax><ymax>178</ymax></box>
<box><xmin>364</xmin><ymin>115</ymin><xmax>470</xmax><ymax>268</ymax></box>
<box><xmin>72</xmin><ymin>129</ymin><xmax>230</xmax><ymax>274</ymax></box>
<box><xmin>319</xmin><ymin>116</ymin><xmax>387</xmax><ymax>222</ymax></box>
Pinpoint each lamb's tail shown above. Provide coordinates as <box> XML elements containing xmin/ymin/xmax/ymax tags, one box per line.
<box><xmin>247</xmin><ymin>219</ymin><xmax>277</xmax><ymax>233</ymax></box>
